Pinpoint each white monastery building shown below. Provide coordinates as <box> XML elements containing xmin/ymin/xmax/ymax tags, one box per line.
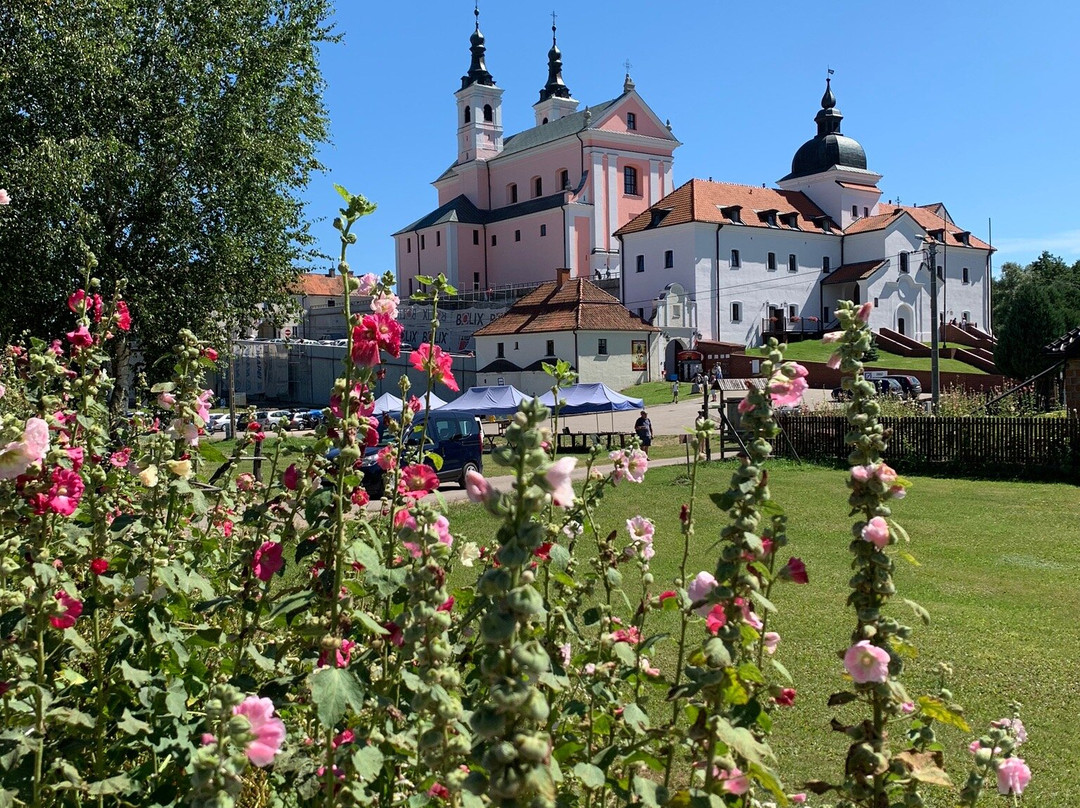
<box><xmin>394</xmin><ymin>14</ymin><xmax>993</xmax><ymax>377</ymax></box>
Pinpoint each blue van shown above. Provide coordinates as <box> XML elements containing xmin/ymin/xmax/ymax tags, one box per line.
<box><xmin>358</xmin><ymin>411</ymin><xmax>484</xmax><ymax>498</ymax></box>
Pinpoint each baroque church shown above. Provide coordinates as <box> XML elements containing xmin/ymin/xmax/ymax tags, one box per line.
<box><xmin>394</xmin><ymin>14</ymin><xmax>994</xmax><ymax>372</ymax></box>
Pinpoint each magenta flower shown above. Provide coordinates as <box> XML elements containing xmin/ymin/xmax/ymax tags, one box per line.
<box><xmin>779</xmin><ymin>557</ymin><xmax>809</xmax><ymax>583</ymax></box>
<box><xmin>232</xmin><ymin>696</ymin><xmax>286</xmax><ymax>767</ymax></box>
<box><xmin>109</xmin><ymin>447</ymin><xmax>132</xmax><ymax>468</ymax></box>
<box><xmin>66</xmin><ymin>325</ymin><xmax>93</xmax><ymax>348</ymax></box>
<box><xmin>318</xmin><ymin>638</ymin><xmax>356</xmax><ymax>668</ymax></box>
<box><xmin>376</xmin><ymin>445</ymin><xmax>396</xmax><ymax>471</ymax></box>
<box><xmin>737</xmin><ymin>397</ymin><xmax>755</xmax><ymax>414</ymax></box>
<box><xmin>687</xmin><ymin>571</ymin><xmax>717</xmax><ymax>616</ymax></box>
<box><xmin>115</xmin><ymin>300</ymin><xmax>131</xmax><ymax>331</ymax></box>
<box><xmin>843</xmin><ymin>640</ymin><xmax>890</xmax><ymax>684</ymax></box>
<box><xmin>544</xmin><ymin>457</ymin><xmax>577</xmax><ymax>507</ymax></box>
<box><xmin>861</xmin><ymin>516</ymin><xmax>890</xmax><ymax>549</ymax></box>
<box><xmin>774</xmin><ymin>687</ymin><xmax>797</xmax><ymax>706</ymax></box>
<box><xmin>46</xmin><ymin>468</ymin><xmax>84</xmax><ymax>515</ymax></box>
<box><xmin>409</xmin><ymin>343</ymin><xmax>459</xmax><ymax>392</ymax></box>
<box><xmin>50</xmin><ymin>590</ymin><xmax>83</xmax><ymax>629</ymax></box>
<box><xmin>856</xmin><ymin>301</ymin><xmax>873</xmax><ymax>323</ymax></box>
<box><xmin>253</xmin><ymin>542</ymin><xmax>284</xmax><ymax>582</ymax></box>
<box><xmin>719</xmin><ymin>767</ymin><xmax>750</xmax><ymax>795</ymax></box>
<box><xmin>90</xmin><ymin>558</ymin><xmax>109</xmax><ymax>575</ymax></box>
<box><xmin>398</xmin><ymin>463</ymin><xmax>439</xmax><ymax>498</ymax></box>
<box><xmin>282</xmin><ymin>464</ymin><xmax>299</xmax><ymax>490</ymax></box>
<box><xmin>706</xmin><ymin>604</ymin><xmax>726</xmax><ymax>635</ymax></box>
<box><xmin>996</xmin><ymin>757</ymin><xmax>1031</xmax><ymax>795</ymax></box>
<box><xmin>196</xmin><ymin>389</ymin><xmax>213</xmax><ymax>424</ymax></box>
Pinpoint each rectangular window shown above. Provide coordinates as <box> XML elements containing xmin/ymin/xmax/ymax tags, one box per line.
<box><xmin>730</xmin><ymin>249</ymin><xmax>741</xmax><ymax>268</ymax></box>
<box><xmin>406</xmin><ymin>238</ymin><xmax>411</xmax><ymax>254</ymax></box>
<box><xmin>789</xmin><ymin>305</ymin><xmax>797</xmax><ymax>318</ymax></box>
<box><xmin>514</xmin><ymin>229</ymin><xmax>521</xmax><ymax>242</ymax></box>
<box><xmin>491</xmin><ymin>234</ymin><xmax>497</xmax><ymax>246</ymax></box>
<box><xmin>534</xmin><ymin>177</ymin><xmax>543</xmax><ymax>197</ymax></box>
<box><xmin>514</xmin><ymin>342</ymin><xmax>518</xmax><ymax>350</ymax></box>
<box><xmin>560</xmin><ymin>169</ymin><xmax>570</xmax><ymax>190</ymax></box>
<box><xmin>824</xmin><ymin>306</ymin><xmax>830</xmax><ymax>323</ymax></box>
<box><xmin>788</xmin><ymin>253</ymin><xmax>797</xmax><ymax>272</ymax></box>
<box><xmin>420</xmin><ymin>234</ymin><xmax>426</xmax><ymax>250</ymax></box>
<box><xmin>435</xmin><ymin>231</ymin><xmax>441</xmax><ymax>247</ymax></box>
<box><xmin>638</xmin><ymin>307</ymin><xmax>644</xmax><ymax>320</ymax></box>
<box><xmin>767</xmin><ymin>252</ymin><xmax>777</xmax><ymax>271</ymax></box>
<box><xmin>874</xmin><ymin>297</ymin><xmax>879</xmax><ymax>307</ymax></box>
<box><xmin>540</xmin><ymin>224</ymin><xmax>547</xmax><ymax>237</ymax></box>
<box><xmin>473</xmin><ymin>271</ymin><xmax>480</xmax><ymax>291</ymax></box>
<box><xmin>598</xmin><ymin>338</ymin><xmax>608</xmax><ymax>355</ymax></box>
<box><xmin>863</xmin><ymin>207</ymin><xmax>869</xmax><ymax>217</ymax></box>
<box><xmin>497</xmin><ymin>342</ymin><xmax>504</xmax><ymax>359</ymax></box>
<box><xmin>546</xmin><ymin>340</ymin><xmax>554</xmax><ymax>356</ymax></box>
<box><xmin>962</xmin><ymin>267</ymin><xmax>970</xmax><ymax>284</ymax></box>
<box><xmin>326</xmin><ymin>299</ymin><xmax>335</xmax><ymax>308</ymax></box>
<box><xmin>473</xmin><ymin>229</ymin><xmax>479</xmax><ymax>245</ymax></box>
<box><xmin>508</xmin><ymin>184</ymin><xmax>518</xmax><ymax>204</ymax></box>
<box><xmin>636</xmin><ymin>254</ymin><xmax>645</xmax><ymax>273</ymax></box>
<box><xmin>822</xmin><ymin>256</ymin><xmax>830</xmax><ymax>273</ymax></box>
<box><xmin>664</xmin><ymin>250</ymin><xmax>674</xmax><ymax>268</ymax></box>
<box><xmin>851</xmin><ymin>205</ymin><xmax>858</xmax><ymax>217</ymax></box>
<box><xmin>626</xmin><ymin>112</ymin><xmax>636</xmax><ymax>130</ymax></box>
<box><xmin>408</xmin><ymin>278</ymin><xmax>413</xmax><ymax>296</ymax></box>
<box><xmin>624</xmin><ymin>166</ymin><xmax>638</xmax><ymax>195</ymax></box>
<box><xmin>731</xmin><ymin>302</ymin><xmax>742</xmax><ymax>322</ymax></box>
<box><xmin>899</xmin><ymin>252</ymin><xmax>909</xmax><ymax>273</ymax></box>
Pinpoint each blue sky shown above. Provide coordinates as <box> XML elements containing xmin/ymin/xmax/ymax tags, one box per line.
<box><xmin>302</xmin><ymin>1</ymin><xmax>1080</xmax><ymax>276</ymax></box>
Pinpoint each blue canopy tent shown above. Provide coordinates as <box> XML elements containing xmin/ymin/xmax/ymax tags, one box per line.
<box><xmin>435</xmin><ymin>385</ymin><xmax>530</xmax><ymax>417</ymax></box>
<box><xmin>373</xmin><ymin>391</ymin><xmax>447</xmax><ymax>415</ymax></box>
<box><xmin>538</xmin><ymin>383</ymin><xmax>644</xmax><ymax>415</ymax></box>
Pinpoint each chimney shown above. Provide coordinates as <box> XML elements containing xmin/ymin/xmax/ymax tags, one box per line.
<box><xmin>555</xmin><ymin>267</ymin><xmax>571</xmax><ymax>287</ymax></box>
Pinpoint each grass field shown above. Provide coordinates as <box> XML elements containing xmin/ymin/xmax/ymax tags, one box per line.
<box><xmin>750</xmin><ymin>339</ymin><xmax>986</xmax><ymax>374</ymax></box>
<box><xmin>444</xmin><ymin>461</ymin><xmax>1080</xmax><ymax>804</ymax></box>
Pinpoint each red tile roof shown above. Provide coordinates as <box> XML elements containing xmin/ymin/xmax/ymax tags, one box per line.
<box><xmin>614</xmin><ymin>179</ymin><xmax>836</xmax><ymax>236</ymax></box>
<box><xmin>294</xmin><ymin>274</ymin><xmax>346</xmax><ymax>296</ymax></box>
<box><xmin>474</xmin><ymin>278</ymin><xmax>658</xmax><ymax>336</ymax></box>
<box><xmin>845</xmin><ymin>205</ymin><xmax>992</xmax><ymax>250</ymax></box>
<box><xmin>821</xmin><ymin>259</ymin><xmax>887</xmax><ymax>285</ymax></box>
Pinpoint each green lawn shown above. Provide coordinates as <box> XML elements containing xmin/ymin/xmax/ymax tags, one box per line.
<box><xmin>445</xmin><ymin>461</ymin><xmax>1080</xmax><ymax>805</ymax></box>
<box><xmin>751</xmin><ymin>339</ymin><xmax>986</xmax><ymax>375</ymax></box>
<box><xmin>621</xmin><ymin>380</ymin><xmax>702</xmax><ymax>407</ymax></box>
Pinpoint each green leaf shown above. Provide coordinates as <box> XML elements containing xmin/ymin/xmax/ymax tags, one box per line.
<box><xmin>737</xmin><ymin>662</ymin><xmax>766</xmax><ymax>685</ymax></box>
<box><xmin>574</xmin><ymin>762</ymin><xmax>606</xmax><ymax>789</ymax></box>
<box><xmin>87</xmin><ymin>776</ymin><xmax>132</xmax><ymax>796</ymax></box>
<box><xmin>198</xmin><ymin>441</ymin><xmax>227</xmax><ymax>463</ymax></box>
<box><xmin>621</xmin><ymin>703</ymin><xmax>649</xmax><ymax>734</ymax></box>
<box><xmin>903</xmin><ymin>598</ymin><xmax>931</xmax><ymax>625</ymax></box>
<box><xmin>899</xmin><ymin>551</ymin><xmax>922</xmax><ymax>567</ymax></box>
<box><xmin>747</xmin><ymin>762</ymin><xmax>787</xmax><ymax>804</ymax></box>
<box><xmin>714</xmin><ymin>718</ymin><xmax>772</xmax><ymax>765</ymax></box>
<box><xmin>48</xmin><ymin>707</ymin><xmax>95</xmax><ymax>729</ymax></box>
<box><xmin>117</xmin><ymin>710</ymin><xmax>150</xmax><ymax>736</ymax></box>
<box><xmin>549</xmin><ymin>542</ymin><xmax>571</xmax><ymax>572</ymax></box>
<box><xmin>310</xmin><ymin>667</ymin><xmax>365</xmax><ymax>729</ymax></box>
<box><xmin>770</xmin><ymin>658</ymin><xmax>793</xmax><ymax>684</ymax></box>
<box><xmin>120</xmin><ymin>661</ymin><xmax>152</xmax><ymax>687</ymax></box>
<box><xmin>917</xmin><ymin>696</ymin><xmax>971</xmax><ymax>732</ymax></box>
<box><xmin>613</xmin><ymin>642</ymin><xmax>638</xmax><ymax>668</ymax></box>
<box><xmin>632</xmin><ymin>774</ymin><xmax>670</xmax><ymax>807</ymax></box>
<box><xmin>749</xmin><ymin>590</ymin><xmax>777</xmax><ymax>614</ymax></box>
<box><xmin>351</xmin><ymin>744</ymin><xmax>384</xmax><ymax>783</ymax></box>
<box><xmin>350</xmin><ymin>609</ymin><xmax>389</xmax><ymax>637</ymax></box>
<box><xmin>425</xmin><ymin>451</ymin><xmax>444</xmax><ymax>471</ymax></box>
<box><xmin>889</xmin><ymin>518</ymin><xmax>911</xmax><ymax>544</ymax></box>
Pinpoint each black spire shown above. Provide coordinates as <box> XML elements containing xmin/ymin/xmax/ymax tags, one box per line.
<box><xmin>815</xmin><ymin>77</ymin><xmax>843</xmax><ymax>136</ymax></box>
<box><xmin>461</xmin><ymin>5</ymin><xmax>494</xmax><ymax>89</ymax></box>
<box><xmin>538</xmin><ymin>13</ymin><xmax>571</xmax><ymax>102</ymax></box>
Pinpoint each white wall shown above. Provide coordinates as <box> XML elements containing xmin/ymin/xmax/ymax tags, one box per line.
<box><xmin>575</xmin><ymin>329</ymin><xmax>658</xmax><ymax>392</ymax></box>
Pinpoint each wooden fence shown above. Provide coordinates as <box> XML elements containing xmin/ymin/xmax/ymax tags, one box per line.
<box><xmin>774</xmin><ymin>415</ymin><xmax>1080</xmax><ymax>478</ymax></box>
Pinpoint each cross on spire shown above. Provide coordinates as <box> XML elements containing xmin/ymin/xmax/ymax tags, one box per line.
<box><xmin>624</xmin><ymin>59</ymin><xmax>633</xmax><ymax>74</ymax></box>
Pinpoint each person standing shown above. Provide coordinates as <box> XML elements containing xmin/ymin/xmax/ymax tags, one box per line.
<box><xmin>634</xmin><ymin>410</ymin><xmax>653</xmax><ymax>456</ymax></box>
<box><xmin>671</xmin><ymin>380</ymin><xmax>680</xmax><ymax>403</ymax></box>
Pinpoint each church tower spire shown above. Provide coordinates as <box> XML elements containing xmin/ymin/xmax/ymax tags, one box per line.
<box><xmin>533</xmin><ymin>12</ymin><xmax>579</xmax><ymax>125</ymax></box>
<box><xmin>454</xmin><ymin>5</ymin><xmax>503</xmax><ymax>170</ymax></box>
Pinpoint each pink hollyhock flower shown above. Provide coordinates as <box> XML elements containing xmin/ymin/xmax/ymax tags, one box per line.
<box><xmin>679</xmin><ymin>504</ymin><xmax>690</xmax><ymax>523</ymax></box>
<box><xmin>559</xmin><ymin>643</ymin><xmax>571</xmax><ymax>666</ymax></box>
<box><xmin>856</xmin><ymin>301</ymin><xmax>873</xmax><ymax>323</ymax></box>
<box><xmin>282</xmin><ymin>464</ymin><xmax>298</xmax><ymax>490</ymax></box>
<box><xmin>356</xmin><ymin>273</ymin><xmax>378</xmax><ymax>296</ymax></box>
<box><xmin>827</xmin><ymin>352</ymin><xmax>842</xmax><ymax>370</ymax></box>
<box><xmin>791</xmin><ymin>794</ymin><xmax>807</xmax><ymax>803</ymax></box>
<box><xmin>409</xmin><ymin>343</ymin><xmax>459</xmax><ymax>392</ymax></box>
<box><xmin>371</xmin><ymin>291</ymin><xmax>400</xmax><ymax>318</ymax></box>
<box><xmin>90</xmin><ymin>558</ymin><xmax>109</xmax><ymax>575</ymax></box>
<box><xmin>639</xmin><ymin>656</ymin><xmax>661</xmax><ymax>677</ymax></box>
<box><xmin>861</xmin><ymin>516</ymin><xmax>890</xmax><ymax>549</ymax></box>
<box><xmin>196</xmin><ymin>390</ymin><xmax>213</xmax><ymax>424</ymax></box>
<box><xmin>687</xmin><ymin>571</ymin><xmax>717</xmax><ymax>616</ymax></box>
<box><xmin>398</xmin><ymin>463</ymin><xmax>439</xmax><ymax>498</ymax></box>
<box><xmin>432</xmin><ymin>514</ymin><xmax>453</xmax><ymax>549</ymax></box>
<box><xmin>768</xmin><ymin>372</ymin><xmax>808</xmax><ymax>408</ymax></box>
<box><xmin>319</xmin><ymin>638</ymin><xmax>356</xmax><ymax>668</ymax></box>
<box><xmin>246</xmin><ymin>422</ymin><xmax>265</xmax><ymax>443</ymax></box>
<box><xmin>350</xmin><ymin>329</ymin><xmax>381</xmax><ymax>367</ymax></box>
<box><xmin>465</xmin><ymin>469</ymin><xmax>494</xmax><ymax>503</ymax></box>
<box><xmin>237</xmin><ymin>472</ymin><xmax>255</xmax><ymax>491</ymax></box>
<box><xmin>437</xmin><ymin>595</ymin><xmax>455</xmax><ymax>612</ymax></box>
<box><xmin>737</xmin><ymin>397</ymin><xmax>755</xmax><ymax>414</ymax></box>
<box><xmin>0</xmin><ymin>417</ymin><xmax>50</xmax><ymax>479</ymax></box>
<box><xmin>352</xmin><ymin>313</ymin><xmax>403</xmax><ymax>365</ymax></box>
<box><xmin>157</xmin><ymin>392</ymin><xmax>176</xmax><ymax>410</ymax></box>
<box><xmin>900</xmin><ymin>701</ymin><xmax>916</xmax><ymax>714</ymax></box>
<box><xmin>332</xmin><ymin>729</ymin><xmax>355</xmax><ymax>749</ymax></box>
<box><xmin>65</xmin><ymin>446</ymin><xmax>83</xmax><ymax>471</ymax></box>
<box><xmin>760</xmin><ymin>537</ymin><xmax>774</xmax><ymax>555</ymax></box>
<box><xmin>658</xmin><ymin>590</ymin><xmax>677</xmax><ymax>603</ymax></box>
<box><xmin>66</xmin><ymin>325</ymin><xmax>93</xmax><ymax>348</ymax></box>
<box><xmin>719</xmin><ymin>767</ymin><xmax>750</xmax><ymax>795</ymax></box>
<box><xmin>610</xmin><ymin>626</ymin><xmax>641</xmax><ymax>645</ymax></box>
<box><xmin>888</xmin><ymin>484</ymin><xmax>907</xmax><ymax>500</ymax></box>
<box><xmin>774</xmin><ymin>687</ymin><xmax>797</xmax><ymax>706</ymax></box>
<box><xmin>851</xmin><ymin>464</ymin><xmax>874</xmax><ymax>483</ymax></box>
<box><xmin>376</xmin><ymin>446</ymin><xmax>396</xmax><ymax>470</ymax></box>
<box><xmin>996</xmin><ymin>757</ymin><xmax>1031</xmax><ymax>796</ymax></box>
<box><xmin>544</xmin><ymin>457</ymin><xmax>577</xmax><ymax>507</ymax></box>
<box><xmin>253</xmin><ymin>542</ymin><xmax>284</xmax><ymax>581</ymax></box>
<box><xmin>363</xmin><ymin>416</ymin><xmax>380</xmax><ymax>447</ymax></box>
<box><xmin>407</xmin><ymin>396</ymin><xmax>422</xmax><ymax>413</ymax></box>
<box><xmin>50</xmin><ymin>590</ymin><xmax>83</xmax><ymax>629</ymax></box>
<box><xmin>738</xmin><ymin>597</ymin><xmax>763</xmax><ymax>630</ymax></box>
<box><xmin>351</xmin><ymin>488</ymin><xmax>370</xmax><ymax>508</ymax></box>
<box><xmin>68</xmin><ymin>289</ymin><xmax>88</xmax><ymax>313</ymax></box>
<box><xmin>109</xmin><ymin>447</ymin><xmax>132</xmax><ymax>468</ymax></box>
<box><xmin>232</xmin><ymin>696</ymin><xmax>286</xmax><ymax>767</ymax></box>
<box><xmin>0</xmin><ymin>189</ymin><xmax>9</xmax><ymax>205</ymax></box>
<box><xmin>427</xmin><ymin>783</ymin><xmax>450</xmax><ymax>801</ymax></box>
<box><xmin>626</xmin><ymin>515</ymin><xmax>655</xmax><ymax>559</ymax></box>
<box><xmin>533</xmin><ymin>542</ymin><xmax>553</xmax><ymax>561</ymax></box>
<box><xmin>115</xmin><ymin>300</ymin><xmax>131</xmax><ymax>331</ymax></box>
<box><xmin>875</xmin><ymin>462</ymin><xmax>898</xmax><ymax>485</ymax></box>
<box><xmin>706</xmin><ymin>604</ymin><xmax>727</xmax><ymax>635</ymax></box>
<box><xmin>779</xmin><ymin>557</ymin><xmax>809</xmax><ymax>583</ymax></box>
<box><xmin>822</xmin><ymin>331</ymin><xmax>843</xmax><ymax>344</ymax></box>
<box><xmin>844</xmin><ymin>640</ymin><xmax>890</xmax><ymax>684</ymax></box>
<box><xmin>992</xmin><ymin>717</ymin><xmax>1028</xmax><ymax>745</ymax></box>
<box><xmin>381</xmin><ymin>620</ymin><xmax>404</xmax><ymax>647</ymax></box>
<box><xmin>46</xmin><ymin>468</ymin><xmax>84</xmax><ymax>515</ymax></box>
<box><xmin>203</xmin><ymin>347</ymin><xmax>219</xmax><ymax>361</ymax></box>
<box><xmin>763</xmin><ymin>631</ymin><xmax>780</xmax><ymax>654</ymax></box>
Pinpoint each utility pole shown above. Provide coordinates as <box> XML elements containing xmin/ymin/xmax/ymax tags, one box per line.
<box><xmin>925</xmin><ymin>237</ymin><xmax>940</xmax><ymax>413</ymax></box>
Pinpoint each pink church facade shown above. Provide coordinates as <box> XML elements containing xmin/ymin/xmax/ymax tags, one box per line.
<box><xmin>394</xmin><ymin>14</ymin><xmax>679</xmax><ymax>297</ymax></box>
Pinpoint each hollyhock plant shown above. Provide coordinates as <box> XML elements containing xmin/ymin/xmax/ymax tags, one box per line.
<box><xmin>90</xmin><ymin>558</ymin><xmax>109</xmax><ymax>575</ymax></box>
<box><xmin>66</xmin><ymin>325</ymin><xmax>93</xmax><ymax>348</ymax></box>
<box><xmin>282</xmin><ymin>464</ymin><xmax>299</xmax><ymax>491</ymax></box>
<box><xmin>45</xmin><ymin>467</ymin><xmax>85</xmax><ymax>516</ymax></box>
<box><xmin>861</xmin><ymin>516</ymin><xmax>890</xmax><ymax>549</ymax></box>
<box><xmin>398</xmin><ymin>463</ymin><xmax>439</xmax><ymax>498</ymax></box>
<box><xmin>996</xmin><ymin>757</ymin><xmax>1031</xmax><ymax>795</ymax></box>
<box><xmin>115</xmin><ymin>299</ymin><xmax>131</xmax><ymax>331</ymax></box>
<box><xmin>252</xmin><ymin>542</ymin><xmax>284</xmax><ymax>582</ymax></box>
<box><xmin>371</xmin><ymin>291</ymin><xmax>400</xmax><ymax>318</ymax></box>
<box><xmin>543</xmin><ymin>456</ymin><xmax>577</xmax><ymax>506</ymax></box>
<box><xmin>626</xmin><ymin>515</ymin><xmax>655</xmax><ymax>559</ymax></box>
<box><xmin>409</xmin><ymin>343</ymin><xmax>459</xmax><ymax>391</ymax></box>
<box><xmin>687</xmin><ymin>570</ymin><xmax>717</xmax><ymax>616</ymax></box>
<box><xmin>465</xmin><ymin>469</ymin><xmax>494</xmax><ymax>504</ymax></box>
<box><xmin>0</xmin><ymin>417</ymin><xmax>50</xmax><ymax>479</ymax></box>
<box><xmin>768</xmin><ymin>362</ymin><xmax>809</xmax><ymax>407</ymax></box>
<box><xmin>232</xmin><ymin>697</ymin><xmax>286</xmax><ymax>767</ymax></box>
<box><xmin>779</xmin><ymin>557</ymin><xmax>809</xmax><ymax>583</ymax></box>
<box><xmin>356</xmin><ymin>272</ymin><xmax>378</xmax><ymax>296</ymax></box>
<box><xmin>50</xmin><ymin>590</ymin><xmax>83</xmax><ymax>629</ymax></box>
<box><xmin>844</xmin><ymin>640</ymin><xmax>891</xmax><ymax>684</ymax></box>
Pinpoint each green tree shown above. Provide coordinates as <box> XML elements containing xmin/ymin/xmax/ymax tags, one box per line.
<box><xmin>993</xmin><ymin>279</ymin><xmax>1074</xmax><ymax>379</ymax></box>
<box><xmin>0</xmin><ymin>0</ymin><xmax>334</xmax><ymax>389</ymax></box>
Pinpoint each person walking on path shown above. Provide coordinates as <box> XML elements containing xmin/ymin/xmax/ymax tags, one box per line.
<box><xmin>671</xmin><ymin>380</ymin><xmax>680</xmax><ymax>403</ymax></box>
<box><xmin>711</xmin><ymin>374</ymin><xmax>721</xmax><ymax>403</ymax></box>
<box><xmin>634</xmin><ymin>410</ymin><xmax>653</xmax><ymax>456</ymax></box>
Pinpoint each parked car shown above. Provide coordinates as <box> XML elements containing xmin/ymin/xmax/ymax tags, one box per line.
<box><xmin>831</xmin><ymin>378</ymin><xmax>905</xmax><ymax>400</ymax></box>
<box><xmin>885</xmin><ymin>375</ymin><xmax>923</xmax><ymax>399</ymax></box>
<box><xmin>259</xmin><ymin>410</ymin><xmax>293</xmax><ymax>430</ymax></box>
<box><xmin>206</xmin><ymin>413</ymin><xmax>231</xmax><ymax>434</ymax></box>
<box><xmin>356</xmin><ymin>412</ymin><xmax>483</xmax><ymax>498</ymax></box>
<box><xmin>288</xmin><ymin>411</ymin><xmax>309</xmax><ymax>431</ymax></box>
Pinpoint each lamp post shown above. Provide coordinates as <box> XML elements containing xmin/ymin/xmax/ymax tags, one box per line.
<box><xmin>923</xmin><ymin>237</ymin><xmax>940</xmax><ymax>413</ymax></box>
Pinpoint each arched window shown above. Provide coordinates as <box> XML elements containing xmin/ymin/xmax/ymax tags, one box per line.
<box><xmin>483</xmin><ymin>104</ymin><xmax>493</xmax><ymax>122</ymax></box>
<box><xmin>464</xmin><ymin>106</ymin><xmax>471</xmax><ymax>123</ymax></box>
<box><xmin>533</xmin><ymin>176</ymin><xmax>542</xmax><ymax>198</ymax></box>
<box><xmin>624</xmin><ymin>166</ymin><xmax>638</xmax><ymax>195</ymax></box>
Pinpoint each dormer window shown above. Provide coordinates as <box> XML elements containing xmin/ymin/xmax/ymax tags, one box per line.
<box><xmin>812</xmin><ymin>215</ymin><xmax>832</xmax><ymax>234</ymax></box>
<box><xmin>719</xmin><ymin>205</ymin><xmax>743</xmax><ymax>224</ymax></box>
<box><xmin>955</xmin><ymin>231</ymin><xmax>972</xmax><ymax>246</ymax></box>
<box><xmin>759</xmin><ymin>209</ymin><xmax>779</xmax><ymax>227</ymax></box>
<box><xmin>783</xmin><ymin>212</ymin><xmax>801</xmax><ymax>229</ymax></box>
<box><xmin>626</xmin><ymin>112</ymin><xmax>637</xmax><ymax>130</ymax></box>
